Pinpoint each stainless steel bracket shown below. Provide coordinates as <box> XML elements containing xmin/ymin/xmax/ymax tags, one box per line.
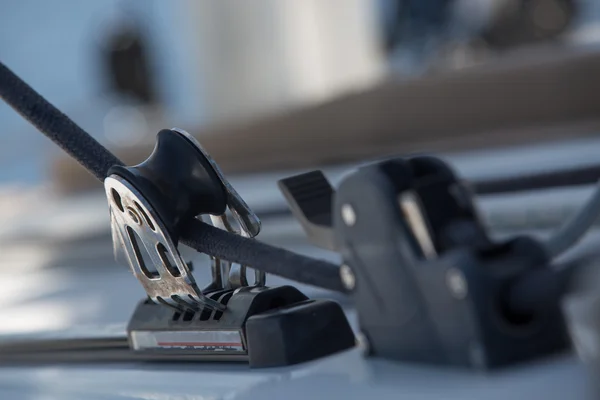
<box><xmin>207</xmin><ymin>214</ymin><xmax>266</xmax><ymax>290</ymax></box>
<box><xmin>171</xmin><ymin>128</ymin><xmax>265</xmax><ymax>291</ymax></box>
<box><xmin>105</xmin><ymin>175</ymin><xmax>225</xmax><ymax>312</ymax></box>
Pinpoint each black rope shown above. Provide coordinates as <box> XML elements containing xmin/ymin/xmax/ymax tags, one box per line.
<box><xmin>472</xmin><ymin>164</ymin><xmax>600</xmax><ymax>195</ymax></box>
<box><xmin>0</xmin><ymin>62</ymin><xmax>124</xmax><ymax>181</ymax></box>
<box><xmin>0</xmin><ymin>61</ymin><xmax>344</xmax><ymax>292</ymax></box>
<box><xmin>180</xmin><ymin>219</ymin><xmax>344</xmax><ymax>292</ymax></box>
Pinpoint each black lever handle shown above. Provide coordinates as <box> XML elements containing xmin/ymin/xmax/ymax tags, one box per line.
<box><xmin>278</xmin><ymin>170</ymin><xmax>337</xmax><ymax>251</ymax></box>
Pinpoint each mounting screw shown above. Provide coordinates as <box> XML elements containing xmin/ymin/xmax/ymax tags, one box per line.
<box><xmin>341</xmin><ymin>204</ymin><xmax>356</xmax><ymax>226</ymax></box>
<box><xmin>446</xmin><ymin>267</ymin><xmax>468</xmax><ymax>299</ymax></box>
<box><xmin>356</xmin><ymin>331</ymin><xmax>371</xmax><ymax>356</ymax></box>
<box><xmin>340</xmin><ymin>264</ymin><xmax>356</xmax><ymax>291</ymax></box>
<box><xmin>126</xmin><ymin>207</ymin><xmax>142</xmax><ymax>225</ymax></box>
<box><xmin>469</xmin><ymin>340</ymin><xmax>486</xmax><ymax>368</ymax></box>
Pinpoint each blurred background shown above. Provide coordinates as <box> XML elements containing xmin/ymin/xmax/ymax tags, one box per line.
<box><xmin>3</xmin><ymin>0</ymin><xmax>600</xmax><ymax>336</ymax></box>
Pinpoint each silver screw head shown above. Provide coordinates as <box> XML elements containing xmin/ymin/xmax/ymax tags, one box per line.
<box><xmin>341</xmin><ymin>203</ymin><xmax>356</xmax><ymax>226</ymax></box>
<box><xmin>446</xmin><ymin>267</ymin><xmax>468</xmax><ymax>299</ymax></box>
<box><xmin>340</xmin><ymin>264</ymin><xmax>356</xmax><ymax>291</ymax></box>
<box><xmin>126</xmin><ymin>207</ymin><xmax>142</xmax><ymax>225</ymax></box>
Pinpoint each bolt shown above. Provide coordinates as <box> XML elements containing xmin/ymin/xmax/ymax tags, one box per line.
<box><xmin>126</xmin><ymin>207</ymin><xmax>142</xmax><ymax>225</ymax></box>
<box><xmin>341</xmin><ymin>204</ymin><xmax>356</xmax><ymax>226</ymax></box>
<box><xmin>446</xmin><ymin>267</ymin><xmax>468</xmax><ymax>299</ymax></box>
<box><xmin>340</xmin><ymin>264</ymin><xmax>356</xmax><ymax>291</ymax></box>
<box><xmin>356</xmin><ymin>331</ymin><xmax>371</xmax><ymax>356</ymax></box>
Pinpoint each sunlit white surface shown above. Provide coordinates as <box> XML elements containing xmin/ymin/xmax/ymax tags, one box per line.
<box><xmin>0</xmin><ymin>242</ymin><xmax>107</xmax><ymax>334</ymax></box>
<box><xmin>0</xmin><ymin>348</ymin><xmax>590</xmax><ymax>400</ymax></box>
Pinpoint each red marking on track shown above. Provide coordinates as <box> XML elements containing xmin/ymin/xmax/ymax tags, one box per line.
<box><xmin>157</xmin><ymin>342</ymin><xmax>243</xmax><ymax>347</ymax></box>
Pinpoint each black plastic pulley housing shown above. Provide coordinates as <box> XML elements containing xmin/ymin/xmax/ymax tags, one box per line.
<box><xmin>280</xmin><ymin>156</ymin><xmax>570</xmax><ymax>369</ymax></box>
<box><xmin>109</xmin><ymin>129</ymin><xmax>227</xmax><ymax>241</ymax></box>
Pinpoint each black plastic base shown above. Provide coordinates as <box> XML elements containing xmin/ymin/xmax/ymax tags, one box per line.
<box><xmin>127</xmin><ymin>285</ymin><xmax>355</xmax><ymax>368</ymax></box>
<box><xmin>246</xmin><ymin>298</ymin><xmax>356</xmax><ymax>368</ymax></box>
